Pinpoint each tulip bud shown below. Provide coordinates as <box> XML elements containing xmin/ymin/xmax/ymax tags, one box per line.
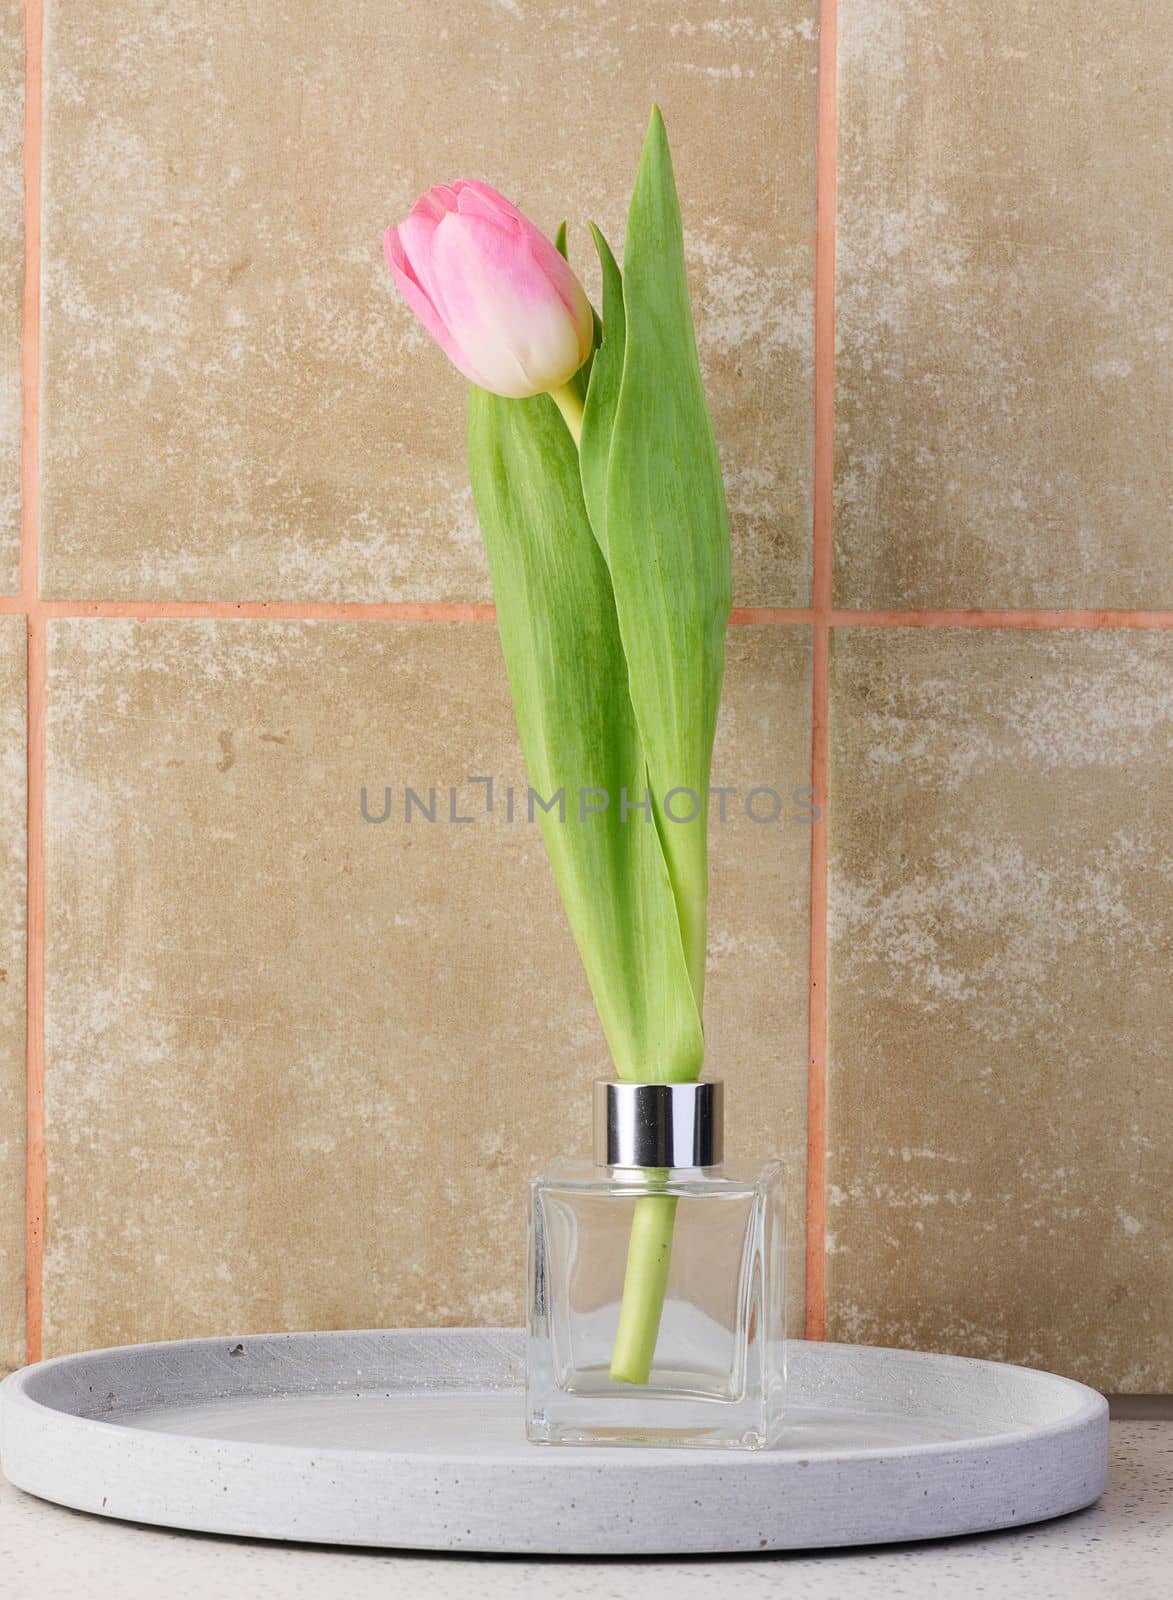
<box><xmin>384</xmin><ymin>180</ymin><xmax>594</xmax><ymax>400</ymax></box>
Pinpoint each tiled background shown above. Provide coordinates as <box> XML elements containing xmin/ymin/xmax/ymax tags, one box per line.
<box><xmin>0</xmin><ymin>2</ymin><xmax>1168</xmax><ymax>1391</ymax></box>
<box><xmin>40</xmin><ymin>0</ymin><xmax>815</xmax><ymax>607</ymax></box>
<box><xmin>834</xmin><ymin>0</ymin><xmax>1170</xmax><ymax>609</ymax></box>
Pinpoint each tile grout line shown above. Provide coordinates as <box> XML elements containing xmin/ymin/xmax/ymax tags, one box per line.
<box><xmin>23</xmin><ymin>620</ymin><xmax>44</xmax><ymax>1365</ymax></box>
<box><xmin>825</xmin><ymin>609</ymin><xmax>1173</xmax><ymax>629</ymax></box>
<box><xmin>6</xmin><ymin>600</ymin><xmax>502</xmax><ymax>622</ymax></box>
<box><xmin>805</xmin><ymin>0</ymin><xmax>837</xmax><ymax>1343</ymax></box>
<box><xmin>0</xmin><ymin>599</ymin><xmax>1169</xmax><ymax>625</ymax></box>
<box><xmin>21</xmin><ymin>0</ymin><xmax>45</xmax><ymax>1364</ymax></box>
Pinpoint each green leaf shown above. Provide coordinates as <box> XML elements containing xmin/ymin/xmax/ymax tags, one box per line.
<box><xmin>579</xmin><ymin>223</ymin><xmax>625</xmax><ymax>562</ymax></box>
<box><xmin>583</xmin><ymin>106</ymin><xmax>732</xmax><ymax>1009</ymax></box>
<box><xmin>554</xmin><ymin>219</ymin><xmax>600</xmax><ymax>402</ymax></box>
<box><xmin>467</xmin><ymin>384</ymin><xmax>704</xmax><ymax>1082</ymax></box>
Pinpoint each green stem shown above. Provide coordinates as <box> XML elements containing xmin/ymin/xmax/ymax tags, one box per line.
<box><xmin>610</xmin><ymin>1187</ymin><xmax>677</xmax><ymax>1384</ymax></box>
<box><xmin>550</xmin><ymin>364</ymin><xmax>685</xmax><ymax>1387</ymax></box>
<box><xmin>550</xmin><ymin>380</ymin><xmax>585</xmax><ymax>446</ymax></box>
<box><xmin>608</xmin><ymin>892</ymin><xmax>705</xmax><ymax>1385</ymax></box>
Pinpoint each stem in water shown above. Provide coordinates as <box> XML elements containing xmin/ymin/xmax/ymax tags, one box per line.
<box><xmin>610</xmin><ymin>1187</ymin><xmax>677</xmax><ymax>1385</ymax></box>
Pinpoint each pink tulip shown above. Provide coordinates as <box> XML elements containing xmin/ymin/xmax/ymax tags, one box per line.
<box><xmin>384</xmin><ymin>181</ymin><xmax>594</xmax><ymax>400</ymax></box>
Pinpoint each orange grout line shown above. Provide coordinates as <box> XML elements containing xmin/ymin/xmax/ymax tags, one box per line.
<box><xmin>827</xmin><ymin>608</ymin><xmax>1173</xmax><ymax>629</ymax></box>
<box><xmin>21</xmin><ymin>0</ymin><xmax>45</xmax><ymax>1364</ymax></box>
<box><xmin>1</xmin><ymin>596</ymin><xmax>1169</xmax><ymax>626</ymax></box>
<box><xmin>24</xmin><ymin>618</ymin><xmax>45</xmax><ymax>1364</ymax></box>
<box><xmin>4</xmin><ymin>598</ymin><xmax>499</xmax><ymax>622</ymax></box>
<box><xmin>810</xmin><ymin>35</ymin><xmax>837</xmax><ymax>625</ymax></box>
<box><xmin>804</xmin><ymin>0</ymin><xmax>838</xmax><ymax>1344</ymax></box>
<box><xmin>730</xmin><ymin>607</ymin><xmax>817</xmax><ymax>624</ymax></box>
<box><xmin>805</xmin><ymin>626</ymin><xmax>830</xmax><ymax>1342</ymax></box>
<box><xmin>1</xmin><ymin>596</ymin><xmax>1170</xmax><ymax>627</ymax></box>
<box><xmin>19</xmin><ymin>1</ymin><xmax>40</xmax><ymax>610</ymax></box>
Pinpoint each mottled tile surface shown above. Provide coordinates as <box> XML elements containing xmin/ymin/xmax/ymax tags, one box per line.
<box><xmin>834</xmin><ymin>2</ymin><xmax>1172</xmax><ymax>608</ymax></box>
<box><xmin>826</xmin><ymin>629</ymin><xmax>1173</xmax><ymax>1390</ymax></box>
<box><xmin>0</xmin><ymin>615</ymin><xmax>24</xmax><ymax>1370</ymax></box>
<box><xmin>42</xmin><ymin>620</ymin><xmax>809</xmax><ymax>1352</ymax></box>
<box><xmin>0</xmin><ymin>2</ymin><xmax>21</xmax><ymax>593</ymax></box>
<box><xmin>40</xmin><ymin>1</ymin><xmax>814</xmax><ymax>605</ymax></box>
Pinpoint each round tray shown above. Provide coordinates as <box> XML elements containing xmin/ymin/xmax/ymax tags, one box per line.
<box><xmin>0</xmin><ymin>1329</ymin><xmax>1107</xmax><ymax>1554</ymax></box>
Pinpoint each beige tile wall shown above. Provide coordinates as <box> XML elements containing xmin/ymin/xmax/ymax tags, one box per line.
<box><xmin>40</xmin><ymin>0</ymin><xmax>815</xmax><ymax>605</ymax></box>
<box><xmin>0</xmin><ymin>615</ymin><xmax>23</xmax><ymax>1370</ymax></box>
<box><xmin>827</xmin><ymin>630</ymin><xmax>1172</xmax><ymax>1388</ymax></box>
<box><xmin>42</xmin><ymin>621</ymin><xmax>810</xmax><ymax>1353</ymax></box>
<box><xmin>834</xmin><ymin>0</ymin><xmax>1172</xmax><ymax>608</ymax></box>
<box><xmin>0</xmin><ymin>3</ymin><xmax>1165</xmax><ymax>1391</ymax></box>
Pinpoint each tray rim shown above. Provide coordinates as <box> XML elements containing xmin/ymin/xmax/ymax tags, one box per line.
<box><xmin>2</xmin><ymin>1327</ymin><xmax>1107</xmax><ymax>1464</ymax></box>
<box><xmin>0</xmin><ymin>1329</ymin><xmax>1110</xmax><ymax>1554</ymax></box>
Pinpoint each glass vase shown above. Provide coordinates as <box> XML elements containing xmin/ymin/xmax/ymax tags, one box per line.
<box><xmin>527</xmin><ymin>1080</ymin><xmax>785</xmax><ymax>1448</ymax></box>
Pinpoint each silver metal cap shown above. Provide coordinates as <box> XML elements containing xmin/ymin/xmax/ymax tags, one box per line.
<box><xmin>593</xmin><ymin>1080</ymin><xmax>724</xmax><ymax>1168</ymax></box>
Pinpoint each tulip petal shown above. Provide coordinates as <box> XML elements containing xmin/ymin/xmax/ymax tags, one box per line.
<box><xmin>453</xmin><ymin>180</ymin><xmax>593</xmax><ymax>363</ymax></box>
<box><xmin>384</xmin><ymin>224</ymin><xmax>488</xmax><ymax>386</ymax></box>
<box><xmin>394</xmin><ymin>185</ymin><xmax>474</xmax><ymax>332</ymax></box>
<box><xmin>428</xmin><ymin>212</ymin><xmax>584</xmax><ymax>397</ymax></box>
<box><xmin>453</xmin><ymin>178</ymin><xmax>525</xmax><ymax>226</ymax></box>
<box><xmin>411</xmin><ymin>184</ymin><xmax>459</xmax><ymax>223</ymax></box>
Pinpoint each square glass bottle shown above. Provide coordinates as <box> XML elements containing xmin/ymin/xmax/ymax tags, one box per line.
<box><xmin>527</xmin><ymin>1081</ymin><xmax>785</xmax><ymax>1448</ymax></box>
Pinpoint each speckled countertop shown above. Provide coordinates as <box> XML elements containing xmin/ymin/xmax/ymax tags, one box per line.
<box><xmin>0</xmin><ymin>1423</ymin><xmax>1167</xmax><ymax>1600</ymax></box>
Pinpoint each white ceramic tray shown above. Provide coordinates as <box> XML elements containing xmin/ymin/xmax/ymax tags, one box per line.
<box><xmin>0</xmin><ymin>1329</ymin><xmax>1107</xmax><ymax>1554</ymax></box>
